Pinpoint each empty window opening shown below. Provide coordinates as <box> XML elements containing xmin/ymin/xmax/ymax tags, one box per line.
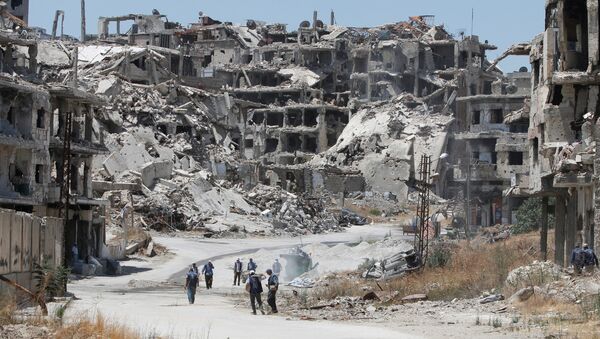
<box><xmin>286</xmin><ymin>134</ymin><xmax>302</xmax><ymax>152</ymax></box>
<box><xmin>490</xmin><ymin>109</ymin><xmax>503</xmax><ymax>124</ymax></box>
<box><xmin>532</xmin><ymin>138</ymin><xmax>539</xmax><ymax>163</ymax></box>
<box><xmin>35</xmin><ymin>164</ymin><xmax>43</xmax><ymax>184</ymax></box>
<box><xmin>508</xmin><ymin>152</ymin><xmax>524</xmax><ymax>165</ymax></box>
<box><xmin>472</xmin><ymin>110</ymin><xmax>481</xmax><ymax>125</ymax></box>
<box><xmin>266</xmin><ymin>113</ymin><xmax>284</xmax><ymax>127</ymax></box>
<box><xmin>36</xmin><ymin>108</ymin><xmax>45</xmax><ymax>128</ymax></box>
<box><xmin>201</xmin><ymin>55</ymin><xmax>213</xmax><ymax>68</ymax></box>
<box><xmin>304</xmin><ymin>110</ymin><xmax>318</xmax><ymax>127</ymax></box>
<box><xmin>244</xmin><ymin>139</ymin><xmax>254</xmax><ymax>148</ymax></box>
<box><xmin>251</xmin><ymin>112</ymin><xmax>265</xmax><ymax>125</ymax></box>
<box><xmin>304</xmin><ymin>136</ymin><xmax>318</xmax><ymax>153</ymax></box>
<box><xmin>287</xmin><ymin>110</ymin><xmax>302</xmax><ymax>127</ymax></box>
<box><xmin>550</xmin><ymin>85</ymin><xmax>563</xmax><ymax>105</ymax></box>
<box><xmin>265</xmin><ymin>138</ymin><xmax>279</xmax><ymax>153</ymax></box>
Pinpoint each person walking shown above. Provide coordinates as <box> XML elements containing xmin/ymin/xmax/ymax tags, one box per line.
<box><xmin>184</xmin><ymin>267</ymin><xmax>199</xmax><ymax>304</ymax></box>
<box><xmin>245</xmin><ymin>270</ymin><xmax>265</xmax><ymax>315</ymax></box>
<box><xmin>571</xmin><ymin>244</ymin><xmax>585</xmax><ymax>275</ymax></box>
<box><xmin>233</xmin><ymin>258</ymin><xmax>243</xmax><ymax>286</ymax></box>
<box><xmin>248</xmin><ymin>258</ymin><xmax>257</xmax><ymax>271</ymax></box>
<box><xmin>272</xmin><ymin>259</ymin><xmax>282</xmax><ymax>276</ymax></box>
<box><xmin>583</xmin><ymin>243</ymin><xmax>599</xmax><ymax>273</ymax></box>
<box><xmin>202</xmin><ymin>261</ymin><xmax>215</xmax><ymax>289</ymax></box>
<box><xmin>266</xmin><ymin>269</ymin><xmax>279</xmax><ymax>314</ymax></box>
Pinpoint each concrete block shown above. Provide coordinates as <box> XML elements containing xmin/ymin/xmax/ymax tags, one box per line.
<box><xmin>141</xmin><ymin>160</ymin><xmax>173</xmax><ymax>188</ymax></box>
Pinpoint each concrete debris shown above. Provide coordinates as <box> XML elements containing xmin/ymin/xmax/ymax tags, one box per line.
<box><xmin>362</xmin><ymin>249</ymin><xmax>420</xmax><ymax>279</ymax></box>
<box><xmin>288</xmin><ymin>277</ymin><xmax>316</xmax><ymax>288</ymax></box>
<box><xmin>479</xmin><ymin>294</ymin><xmax>505</xmax><ymax>304</ymax></box>
<box><xmin>401</xmin><ymin>294</ymin><xmax>428</xmax><ymax>303</ymax></box>
<box><xmin>246</xmin><ymin>184</ymin><xmax>341</xmax><ymax>235</ymax></box>
<box><xmin>505</xmin><ymin>261</ymin><xmax>563</xmax><ymax>290</ymax></box>
<box><xmin>339</xmin><ymin>208</ymin><xmax>368</xmax><ymax>226</ymax></box>
<box><xmin>509</xmin><ymin>286</ymin><xmax>535</xmax><ymax>303</ymax></box>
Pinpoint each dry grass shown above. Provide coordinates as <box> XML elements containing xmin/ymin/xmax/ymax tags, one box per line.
<box><xmin>0</xmin><ymin>300</ymin><xmax>143</xmax><ymax>339</ymax></box>
<box><xmin>54</xmin><ymin>314</ymin><xmax>141</xmax><ymax>339</ymax></box>
<box><xmin>308</xmin><ymin>233</ymin><xmax>541</xmax><ymax>303</ymax></box>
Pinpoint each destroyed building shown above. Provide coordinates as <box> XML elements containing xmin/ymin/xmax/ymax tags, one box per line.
<box><xmin>0</xmin><ymin>17</ymin><xmax>109</xmax><ymax>293</ymax></box>
<box><xmin>57</xmin><ymin>11</ymin><xmax>539</xmax><ymax>225</ymax></box>
<box><xmin>526</xmin><ymin>0</ymin><xmax>600</xmax><ymax>265</ymax></box>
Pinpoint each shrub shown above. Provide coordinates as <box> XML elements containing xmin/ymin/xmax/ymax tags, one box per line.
<box><xmin>34</xmin><ymin>262</ymin><xmax>71</xmax><ymax>299</ymax></box>
<box><xmin>512</xmin><ymin>197</ymin><xmax>552</xmax><ymax>234</ymax></box>
<box><xmin>369</xmin><ymin>209</ymin><xmax>381</xmax><ymax>216</ymax></box>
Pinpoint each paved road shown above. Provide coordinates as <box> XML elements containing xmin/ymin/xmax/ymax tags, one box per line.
<box><xmin>66</xmin><ymin>224</ymin><xmax>421</xmax><ymax>339</ymax></box>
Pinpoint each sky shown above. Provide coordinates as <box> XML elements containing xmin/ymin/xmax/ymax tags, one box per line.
<box><xmin>30</xmin><ymin>0</ymin><xmax>545</xmax><ymax>72</ymax></box>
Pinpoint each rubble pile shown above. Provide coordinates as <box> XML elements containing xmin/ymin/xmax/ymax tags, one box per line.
<box><xmin>246</xmin><ymin>184</ymin><xmax>341</xmax><ymax>235</ymax></box>
<box><xmin>312</xmin><ymin>94</ymin><xmax>453</xmax><ymax>198</ymax></box>
<box><xmin>505</xmin><ymin>261</ymin><xmax>563</xmax><ymax>290</ymax></box>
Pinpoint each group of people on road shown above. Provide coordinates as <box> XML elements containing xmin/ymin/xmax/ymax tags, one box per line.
<box><xmin>184</xmin><ymin>257</ymin><xmax>282</xmax><ymax>315</ymax></box>
<box><xmin>184</xmin><ymin>261</ymin><xmax>216</xmax><ymax>304</ymax></box>
<box><xmin>570</xmin><ymin>243</ymin><xmax>599</xmax><ymax>274</ymax></box>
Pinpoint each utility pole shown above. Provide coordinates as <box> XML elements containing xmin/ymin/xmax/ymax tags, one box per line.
<box><xmin>465</xmin><ymin>142</ymin><xmax>472</xmax><ymax>239</ymax></box>
<box><xmin>80</xmin><ymin>0</ymin><xmax>86</xmax><ymax>42</ymax></box>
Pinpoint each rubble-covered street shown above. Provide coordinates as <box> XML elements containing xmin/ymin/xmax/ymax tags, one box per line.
<box><xmin>3</xmin><ymin>1</ymin><xmax>600</xmax><ymax>338</ymax></box>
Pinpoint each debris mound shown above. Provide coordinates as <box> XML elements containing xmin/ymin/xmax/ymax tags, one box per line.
<box><xmin>246</xmin><ymin>184</ymin><xmax>342</xmax><ymax>235</ymax></box>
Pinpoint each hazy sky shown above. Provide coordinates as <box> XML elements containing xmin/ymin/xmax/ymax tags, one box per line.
<box><xmin>30</xmin><ymin>0</ymin><xmax>545</xmax><ymax>72</ymax></box>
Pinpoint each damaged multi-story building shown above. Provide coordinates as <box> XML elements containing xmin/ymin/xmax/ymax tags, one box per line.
<box><xmin>87</xmin><ymin>10</ymin><xmax>541</xmax><ymax>214</ymax></box>
<box><xmin>0</xmin><ymin>21</ymin><xmax>108</xmax><ymax>292</ymax></box>
<box><xmin>526</xmin><ymin>0</ymin><xmax>600</xmax><ymax>264</ymax></box>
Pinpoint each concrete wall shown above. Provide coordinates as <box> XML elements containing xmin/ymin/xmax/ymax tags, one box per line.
<box><xmin>0</xmin><ymin>209</ymin><xmax>62</xmax><ymax>292</ymax></box>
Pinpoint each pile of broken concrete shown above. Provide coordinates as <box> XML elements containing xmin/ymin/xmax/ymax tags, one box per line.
<box><xmin>246</xmin><ymin>184</ymin><xmax>342</xmax><ymax>236</ymax></box>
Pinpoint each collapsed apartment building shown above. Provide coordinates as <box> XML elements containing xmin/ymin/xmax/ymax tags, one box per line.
<box><xmin>0</xmin><ymin>3</ymin><xmax>553</xmax><ymax>292</ymax></box>
<box><xmin>525</xmin><ymin>0</ymin><xmax>600</xmax><ymax>265</ymax></box>
<box><xmin>69</xmin><ymin>11</ymin><xmax>539</xmax><ymax>228</ymax></box>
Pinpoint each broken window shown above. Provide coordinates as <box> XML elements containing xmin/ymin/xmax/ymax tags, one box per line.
<box><xmin>490</xmin><ymin>109</ymin><xmax>503</xmax><ymax>124</ymax></box>
<box><xmin>508</xmin><ymin>152</ymin><xmax>524</xmax><ymax>165</ymax></box>
<box><xmin>287</xmin><ymin>109</ymin><xmax>302</xmax><ymax>127</ymax></box>
<box><xmin>35</xmin><ymin>164</ymin><xmax>43</xmax><ymax>184</ymax></box>
<box><xmin>36</xmin><ymin>108</ymin><xmax>45</xmax><ymax>128</ymax></box>
<box><xmin>244</xmin><ymin>139</ymin><xmax>254</xmax><ymax>148</ymax></box>
<box><xmin>532</xmin><ymin>138</ymin><xmax>539</xmax><ymax>163</ymax></box>
<box><xmin>532</xmin><ymin>59</ymin><xmax>540</xmax><ymax>87</ymax></box>
<box><xmin>201</xmin><ymin>54</ymin><xmax>213</xmax><ymax>68</ymax></box>
<box><xmin>304</xmin><ymin>136</ymin><xmax>318</xmax><ymax>153</ymax></box>
<box><xmin>550</xmin><ymin>85</ymin><xmax>563</xmax><ymax>105</ymax></box>
<box><xmin>251</xmin><ymin>112</ymin><xmax>264</xmax><ymax>125</ymax></box>
<box><xmin>265</xmin><ymin>138</ymin><xmax>279</xmax><ymax>153</ymax></box>
<box><xmin>304</xmin><ymin>109</ymin><xmax>318</xmax><ymax>127</ymax></box>
<box><xmin>472</xmin><ymin>110</ymin><xmax>481</xmax><ymax>125</ymax></box>
<box><xmin>286</xmin><ymin>134</ymin><xmax>302</xmax><ymax>152</ymax></box>
<box><xmin>266</xmin><ymin>113</ymin><xmax>284</xmax><ymax>127</ymax></box>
